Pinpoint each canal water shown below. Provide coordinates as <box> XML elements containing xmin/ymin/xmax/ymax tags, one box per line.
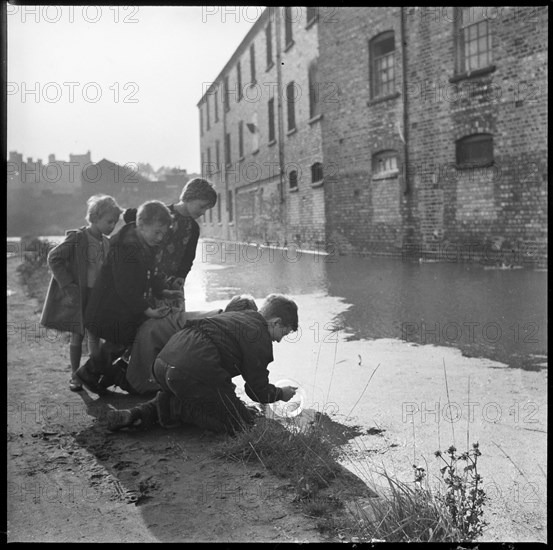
<box><xmin>187</xmin><ymin>240</ymin><xmax>547</xmax><ymax>371</ymax></box>
<box><xmin>9</xmin><ymin>237</ymin><xmax>547</xmax><ymax>370</ymax></box>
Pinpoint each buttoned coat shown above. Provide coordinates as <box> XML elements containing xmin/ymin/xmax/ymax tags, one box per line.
<box><xmin>40</xmin><ymin>227</ymin><xmax>105</xmax><ymax>335</ymax></box>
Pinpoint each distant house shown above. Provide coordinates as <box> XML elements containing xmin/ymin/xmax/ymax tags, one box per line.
<box><xmin>82</xmin><ymin>158</ymin><xmax>151</xmax><ymax>194</ymax></box>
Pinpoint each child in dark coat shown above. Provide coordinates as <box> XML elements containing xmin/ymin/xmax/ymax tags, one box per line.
<box><xmin>77</xmin><ymin>201</ymin><xmax>179</xmax><ymax>392</ymax></box>
<box><xmin>106</xmin><ymin>294</ymin><xmax>298</xmax><ymax>434</ymax></box>
<box><xmin>123</xmin><ymin>178</ymin><xmax>217</xmax><ymax>303</ymax></box>
<box><xmin>102</xmin><ymin>295</ymin><xmax>258</xmax><ymax>395</ymax></box>
<box><xmin>40</xmin><ymin>194</ymin><xmax>123</xmax><ymax>391</ymax></box>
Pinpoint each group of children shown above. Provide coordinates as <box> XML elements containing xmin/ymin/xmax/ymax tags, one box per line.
<box><xmin>40</xmin><ymin>178</ymin><xmax>299</xmax><ymax>434</ymax></box>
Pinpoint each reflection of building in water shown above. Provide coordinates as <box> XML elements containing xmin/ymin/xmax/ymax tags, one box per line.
<box><xmin>197</xmin><ymin>7</ymin><xmax>547</xmax><ymax>263</ymax></box>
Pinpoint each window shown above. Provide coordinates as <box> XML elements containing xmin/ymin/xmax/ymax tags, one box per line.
<box><xmin>217</xmin><ymin>192</ymin><xmax>221</xmax><ymax>222</ymax></box>
<box><xmin>238</xmin><ymin>121</ymin><xmax>244</xmax><ymax>158</ymax></box>
<box><xmin>286</xmin><ymin>82</ymin><xmax>296</xmax><ymax>131</ymax></box>
<box><xmin>306</xmin><ymin>7</ymin><xmax>318</xmax><ymax>26</ymax></box>
<box><xmin>209</xmin><ymin>206</ymin><xmax>213</xmax><ymax>223</ymax></box>
<box><xmin>237</xmin><ymin>61</ymin><xmax>242</xmax><ymax>101</ymax></box>
<box><xmin>308</xmin><ymin>60</ymin><xmax>320</xmax><ymax>119</ymax></box>
<box><xmin>250</xmin><ymin>44</ymin><xmax>256</xmax><ymax>83</ymax></box>
<box><xmin>456</xmin><ymin>7</ymin><xmax>492</xmax><ymax>73</ymax></box>
<box><xmin>227</xmin><ymin>189</ymin><xmax>233</xmax><ymax>223</ymax></box>
<box><xmin>225</xmin><ymin>132</ymin><xmax>231</xmax><ymax>166</ymax></box>
<box><xmin>268</xmin><ymin>98</ymin><xmax>275</xmax><ymax>142</ymax></box>
<box><xmin>207</xmin><ymin>147</ymin><xmax>212</xmax><ymax>176</ymax></box>
<box><xmin>456</xmin><ymin>134</ymin><xmax>494</xmax><ymax>167</ymax></box>
<box><xmin>215</xmin><ymin>140</ymin><xmax>220</xmax><ymax>173</ymax></box>
<box><xmin>370</xmin><ymin>31</ymin><xmax>395</xmax><ymax>98</ymax></box>
<box><xmin>214</xmin><ymin>89</ymin><xmax>219</xmax><ymax>122</ymax></box>
<box><xmin>289</xmin><ymin>170</ymin><xmax>298</xmax><ymax>190</ymax></box>
<box><xmin>224</xmin><ymin>75</ymin><xmax>230</xmax><ymax>112</ymax></box>
<box><xmin>201</xmin><ymin>151</ymin><xmax>205</xmax><ymax>177</ymax></box>
<box><xmin>266</xmin><ymin>22</ymin><xmax>273</xmax><ymax>68</ymax></box>
<box><xmin>199</xmin><ymin>106</ymin><xmax>203</xmax><ymax>136</ymax></box>
<box><xmin>284</xmin><ymin>7</ymin><xmax>293</xmax><ymax>47</ymax></box>
<box><xmin>372</xmin><ymin>150</ymin><xmax>399</xmax><ymax>176</ymax></box>
<box><xmin>206</xmin><ymin>97</ymin><xmax>210</xmax><ymax>130</ymax></box>
<box><xmin>311</xmin><ymin>162</ymin><xmax>323</xmax><ymax>184</ymax></box>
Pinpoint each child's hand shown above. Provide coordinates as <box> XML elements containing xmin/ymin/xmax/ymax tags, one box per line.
<box><xmin>280</xmin><ymin>386</ymin><xmax>298</xmax><ymax>402</ymax></box>
<box><xmin>162</xmin><ymin>289</ymin><xmax>185</xmax><ymax>309</ymax></box>
<box><xmin>172</xmin><ymin>277</ymin><xmax>185</xmax><ymax>290</ymax></box>
<box><xmin>145</xmin><ymin>305</ymin><xmax>171</xmax><ymax>319</ymax></box>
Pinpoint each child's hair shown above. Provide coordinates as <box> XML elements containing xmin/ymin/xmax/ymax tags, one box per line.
<box><xmin>136</xmin><ymin>200</ymin><xmax>172</xmax><ymax>227</ymax></box>
<box><xmin>224</xmin><ymin>294</ymin><xmax>258</xmax><ymax>312</ymax></box>
<box><xmin>86</xmin><ymin>195</ymin><xmax>123</xmax><ymax>224</ymax></box>
<box><xmin>179</xmin><ymin>178</ymin><xmax>217</xmax><ymax>207</ymax></box>
<box><xmin>259</xmin><ymin>294</ymin><xmax>298</xmax><ymax>331</ymax></box>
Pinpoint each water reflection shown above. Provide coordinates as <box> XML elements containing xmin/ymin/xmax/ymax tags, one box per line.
<box><xmin>198</xmin><ymin>242</ymin><xmax>547</xmax><ymax>371</ymax></box>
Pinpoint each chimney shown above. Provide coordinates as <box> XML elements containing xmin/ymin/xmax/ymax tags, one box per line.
<box><xmin>48</xmin><ymin>154</ymin><xmax>55</xmax><ymax>163</ymax></box>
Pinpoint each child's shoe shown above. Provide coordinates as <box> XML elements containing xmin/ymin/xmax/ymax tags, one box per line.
<box><xmin>75</xmin><ymin>359</ymin><xmax>104</xmax><ymax>394</ymax></box>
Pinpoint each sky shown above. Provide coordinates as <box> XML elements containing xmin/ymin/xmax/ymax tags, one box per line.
<box><xmin>7</xmin><ymin>5</ymin><xmax>262</xmax><ymax>172</ymax></box>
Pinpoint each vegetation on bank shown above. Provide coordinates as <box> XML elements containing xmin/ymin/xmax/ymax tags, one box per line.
<box><xmin>213</xmin><ymin>410</ymin><xmax>488</xmax><ymax>542</ymax></box>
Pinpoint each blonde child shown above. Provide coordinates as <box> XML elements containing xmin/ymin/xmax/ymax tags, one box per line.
<box><xmin>40</xmin><ymin>194</ymin><xmax>123</xmax><ymax>391</ymax></box>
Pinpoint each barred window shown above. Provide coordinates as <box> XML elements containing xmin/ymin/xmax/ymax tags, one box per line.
<box><xmin>311</xmin><ymin>162</ymin><xmax>323</xmax><ymax>184</ymax></box>
<box><xmin>289</xmin><ymin>170</ymin><xmax>298</xmax><ymax>190</ymax></box>
<box><xmin>306</xmin><ymin>7</ymin><xmax>318</xmax><ymax>26</ymax></box>
<box><xmin>372</xmin><ymin>150</ymin><xmax>399</xmax><ymax>176</ymax></box>
<box><xmin>370</xmin><ymin>31</ymin><xmax>395</xmax><ymax>98</ymax></box>
<box><xmin>250</xmin><ymin>44</ymin><xmax>256</xmax><ymax>83</ymax></box>
<box><xmin>214</xmin><ymin>89</ymin><xmax>219</xmax><ymax>122</ymax></box>
<box><xmin>237</xmin><ymin>60</ymin><xmax>242</xmax><ymax>101</ymax></box>
<box><xmin>227</xmin><ymin>189</ymin><xmax>234</xmax><ymax>223</ymax></box>
<box><xmin>266</xmin><ymin>22</ymin><xmax>273</xmax><ymax>67</ymax></box>
<box><xmin>224</xmin><ymin>75</ymin><xmax>230</xmax><ymax>112</ymax></box>
<box><xmin>268</xmin><ymin>98</ymin><xmax>275</xmax><ymax>142</ymax></box>
<box><xmin>286</xmin><ymin>82</ymin><xmax>296</xmax><ymax>131</ymax></box>
<box><xmin>238</xmin><ymin>121</ymin><xmax>244</xmax><ymax>158</ymax></box>
<box><xmin>285</xmin><ymin>7</ymin><xmax>293</xmax><ymax>46</ymax></box>
<box><xmin>225</xmin><ymin>132</ymin><xmax>231</xmax><ymax>166</ymax></box>
<box><xmin>457</xmin><ymin>7</ymin><xmax>492</xmax><ymax>73</ymax></box>
<box><xmin>308</xmin><ymin>60</ymin><xmax>320</xmax><ymax>119</ymax></box>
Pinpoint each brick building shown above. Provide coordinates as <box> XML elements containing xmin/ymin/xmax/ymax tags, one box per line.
<box><xmin>198</xmin><ymin>6</ymin><xmax>547</xmax><ymax>261</ymax></box>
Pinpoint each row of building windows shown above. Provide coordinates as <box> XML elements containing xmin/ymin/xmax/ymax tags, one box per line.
<box><xmin>201</xmin><ymin>133</ymin><xmax>494</xmax><ymax>191</ymax></box>
<box><xmin>200</xmin><ymin>133</ymin><xmax>494</xmax><ymax>228</ymax></box>
<box><xmin>203</xmin><ymin>125</ymin><xmax>492</xmax><ymax>180</ymax></box>
<box><xmin>200</xmin><ymin>7</ymin><xmax>494</xmax><ymax>135</ymax></box>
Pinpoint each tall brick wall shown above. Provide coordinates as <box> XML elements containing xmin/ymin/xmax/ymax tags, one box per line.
<box><xmin>319</xmin><ymin>7</ymin><xmax>407</xmax><ymax>254</ymax></box>
<box><xmin>319</xmin><ymin>6</ymin><xmax>547</xmax><ymax>261</ymax></box>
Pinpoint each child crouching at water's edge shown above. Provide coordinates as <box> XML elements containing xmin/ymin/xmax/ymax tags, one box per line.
<box><xmin>40</xmin><ymin>194</ymin><xmax>123</xmax><ymax>392</ymax></box>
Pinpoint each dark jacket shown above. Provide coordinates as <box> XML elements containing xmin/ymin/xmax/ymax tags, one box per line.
<box><xmin>123</xmin><ymin>204</ymin><xmax>199</xmax><ymax>284</ymax></box>
<box><xmin>40</xmin><ymin>227</ymin><xmax>107</xmax><ymax>335</ymax></box>
<box><xmin>84</xmin><ymin>222</ymin><xmax>167</xmax><ymax>346</ymax></box>
<box><xmin>158</xmin><ymin>311</ymin><xmax>284</xmax><ymax>404</ymax></box>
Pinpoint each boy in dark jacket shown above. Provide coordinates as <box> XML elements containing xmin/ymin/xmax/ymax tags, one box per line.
<box><xmin>77</xmin><ymin>201</ymin><xmax>178</xmax><ymax>392</ymax></box>
<box><xmin>107</xmin><ymin>294</ymin><xmax>298</xmax><ymax>434</ymax></box>
<box><xmin>123</xmin><ymin>178</ymin><xmax>217</xmax><ymax>300</ymax></box>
